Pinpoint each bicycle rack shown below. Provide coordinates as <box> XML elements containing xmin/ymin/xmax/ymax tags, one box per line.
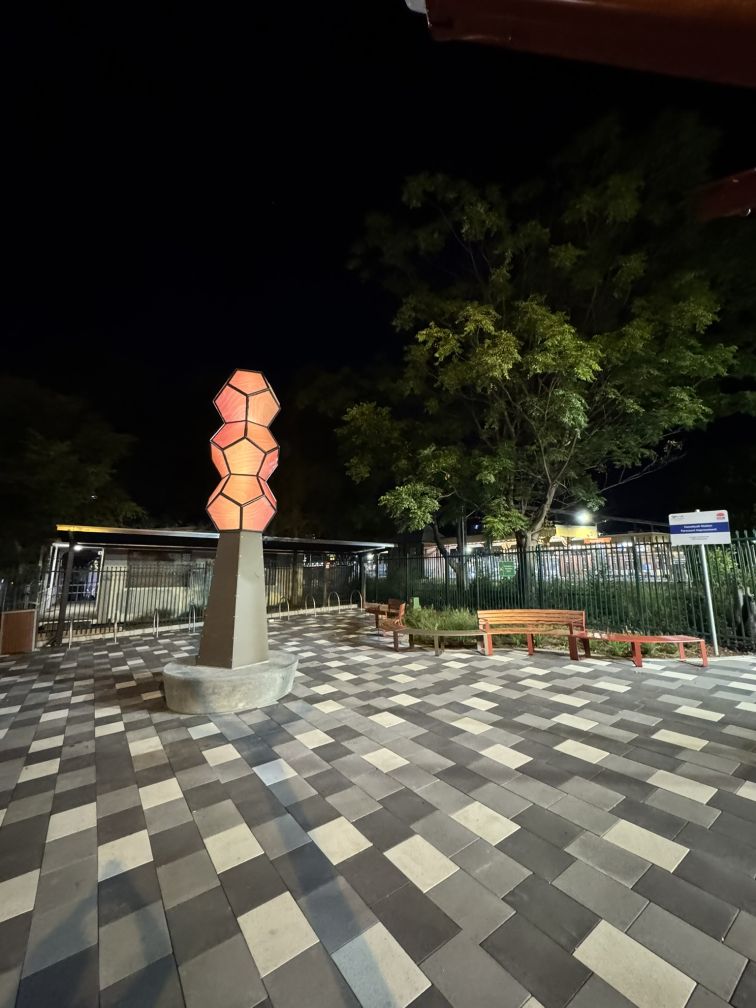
<box><xmin>349</xmin><ymin>590</ymin><xmax>364</xmax><ymax>609</ymax></box>
<box><xmin>153</xmin><ymin>609</ymin><xmax>160</xmax><ymax>640</ymax></box>
<box><xmin>277</xmin><ymin>599</ymin><xmax>290</xmax><ymax>621</ymax></box>
<box><xmin>67</xmin><ymin>620</ymin><xmax>74</xmax><ymax>650</ymax></box>
<box><xmin>113</xmin><ymin>620</ymin><xmax>119</xmax><ymax>644</ymax></box>
<box><xmin>188</xmin><ymin>605</ymin><xmax>197</xmax><ymax>633</ymax></box>
<box><xmin>327</xmin><ymin>592</ymin><xmax>341</xmax><ymax>612</ymax></box>
<box><xmin>305</xmin><ymin>595</ymin><xmax>317</xmax><ymax>611</ymax></box>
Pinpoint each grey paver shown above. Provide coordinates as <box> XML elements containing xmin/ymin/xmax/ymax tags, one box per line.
<box><xmin>628</xmin><ymin>902</ymin><xmax>747</xmax><ymax>1001</ymax></box>
<box><xmin>2</xmin><ymin>615</ymin><xmax>756</xmax><ymax>1008</ymax></box>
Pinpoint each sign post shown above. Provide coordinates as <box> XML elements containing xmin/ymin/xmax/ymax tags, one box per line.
<box><xmin>669</xmin><ymin>509</ymin><xmax>730</xmax><ymax>657</ymax></box>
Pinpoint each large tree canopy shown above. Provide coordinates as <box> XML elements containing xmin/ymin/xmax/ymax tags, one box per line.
<box><xmin>340</xmin><ymin>114</ymin><xmax>756</xmax><ymax>556</ymax></box>
<box><xmin>0</xmin><ymin>377</ymin><xmax>146</xmax><ymax>566</ymax></box>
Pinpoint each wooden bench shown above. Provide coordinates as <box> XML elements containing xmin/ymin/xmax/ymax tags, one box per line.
<box><xmin>477</xmin><ymin>608</ymin><xmax>589</xmax><ymax>660</ymax></box>
<box><xmin>571</xmin><ymin>631</ymin><xmax>708</xmax><ymax>668</ymax></box>
<box><xmin>379</xmin><ymin>621</ymin><xmax>487</xmax><ymax>656</ymax></box>
<box><xmin>365</xmin><ymin>599</ymin><xmax>405</xmax><ymax>629</ymax></box>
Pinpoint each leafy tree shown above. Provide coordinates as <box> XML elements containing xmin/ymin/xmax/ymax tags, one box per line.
<box><xmin>340</xmin><ymin>114</ymin><xmax>755</xmax><ymax>582</ymax></box>
<box><xmin>0</xmin><ymin>377</ymin><xmax>146</xmax><ymax>566</ymax></box>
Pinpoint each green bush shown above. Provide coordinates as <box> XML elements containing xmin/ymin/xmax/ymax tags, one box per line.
<box><xmin>404</xmin><ymin>607</ymin><xmax>477</xmax><ymax>631</ymax></box>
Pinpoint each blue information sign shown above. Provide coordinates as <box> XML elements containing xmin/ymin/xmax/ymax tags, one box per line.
<box><xmin>668</xmin><ymin>510</ymin><xmax>731</xmax><ymax>546</ymax></box>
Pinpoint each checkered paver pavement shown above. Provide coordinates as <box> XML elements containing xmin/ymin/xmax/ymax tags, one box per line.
<box><xmin>1</xmin><ymin>611</ymin><xmax>756</xmax><ymax>1008</ymax></box>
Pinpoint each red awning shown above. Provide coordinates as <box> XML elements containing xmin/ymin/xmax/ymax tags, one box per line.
<box><xmin>414</xmin><ymin>0</ymin><xmax>756</xmax><ymax>89</ymax></box>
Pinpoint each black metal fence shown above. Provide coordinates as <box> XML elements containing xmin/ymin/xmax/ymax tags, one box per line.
<box><xmin>1</xmin><ymin>554</ymin><xmax>362</xmax><ymax>645</ymax></box>
<box><xmin>364</xmin><ymin>531</ymin><xmax>756</xmax><ymax>652</ymax></box>
<box><xmin>3</xmin><ymin>534</ymin><xmax>756</xmax><ymax>651</ymax></box>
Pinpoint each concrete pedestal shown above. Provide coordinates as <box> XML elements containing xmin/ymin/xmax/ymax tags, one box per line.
<box><xmin>163</xmin><ymin>652</ymin><xmax>297</xmax><ymax>713</ymax></box>
<box><xmin>164</xmin><ymin>529</ymin><xmax>297</xmax><ymax>713</ymax></box>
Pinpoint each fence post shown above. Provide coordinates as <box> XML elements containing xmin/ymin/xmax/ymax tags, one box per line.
<box><xmin>51</xmin><ymin>534</ymin><xmax>76</xmax><ymax>647</ymax></box>
<box><xmin>699</xmin><ymin>542</ymin><xmax>720</xmax><ymax>657</ymax></box>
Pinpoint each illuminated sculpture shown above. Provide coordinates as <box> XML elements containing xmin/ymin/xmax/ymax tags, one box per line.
<box><xmin>163</xmin><ymin>369</ymin><xmax>297</xmax><ymax>713</ymax></box>
<box><xmin>207</xmin><ymin>369</ymin><xmax>280</xmax><ymax>532</ymax></box>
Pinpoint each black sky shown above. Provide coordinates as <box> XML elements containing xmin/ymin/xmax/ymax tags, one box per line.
<box><xmin>4</xmin><ymin>1</ymin><xmax>755</xmax><ymax>528</ymax></box>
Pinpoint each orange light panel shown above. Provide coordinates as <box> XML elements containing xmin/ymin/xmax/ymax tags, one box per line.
<box><xmin>212</xmin><ymin>421</ymin><xmax>246</xmax><ymax>449</ymax></box>
<box><xmin>247</xmin><ymin>389</ymin><xmax>280</xmax><ymax>426</ymax></box>
<box><xmin>210</xmin><ymin>444</ymin><xmax>229</xmax><ymax>478</ymax></box>
<box><xmin>214</xmin><ymin>385</ymin><xmax>247</xmax><ymax>423</ymax></box>
<box><xmin>207</xmin><ymin>370</ymin><xmax>280</xmax><ymax>532</ymax></box>
<box><xmin>246</xmin><ymin>423</ymin><xmax>277</xmax><ymax>452</ymax></box>
<box><xmin>228</xmin><ymin>369</ymin><xmax>269</xmax><ymax>395</ymax></box>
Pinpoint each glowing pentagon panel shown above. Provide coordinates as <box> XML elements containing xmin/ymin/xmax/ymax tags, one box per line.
<box><xmin>207</xmin><ymin>368</ymin><xmax>279</xmax><ymax>532</ymax></box>
<box><xmin>207</xmin><ymin>479</ymin><xmax>241</xmax><ymax>530</ymax></box>
<box><xmin>210</xmin><ymin>444</ymin><xmax>229</xmax><ymax>478</ymax></box>
<box><xmin>259</xmin><ymin>447</ymin><xmax>279</xmax><ymax>482</ymax></box>
<box><xmin>247</xmin><ymin>388</ymin><xmax>280</xmax><ymax>426</ymax></box>
<box><xmin>224</xmin><ymin>475</ymin><xmax>264</xmax><ymax>506</ymax></box>
<box><xmin>214</xmin><ymin>384</ymin><xmax>246</xmax><ymax>423</ymax></box>
<box><xmin>241</xmin><ymin>494</ymin><xmax>276</xmax><ymax>531</ymax></box>
<box><xmin>246</xmin><ymin>423</ymin><xmax>277</xmax><ymax>452</ymax></box>
<box><xmin>225</xmin><ymin>439</ymin><xmax>265</xmax><ymax>476</ymax></box>
<box><xmin>212</xmin><ymin>421</ymin><xmax>246</xmax><ymax>450</ymax></box>
<box><xmin>228</xmin><ymin>369</ymin><xmax>268</xmax><ymax>395</ymax></box>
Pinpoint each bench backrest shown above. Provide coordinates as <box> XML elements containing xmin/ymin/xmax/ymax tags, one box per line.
<box><xmin>477</xmin><ymin>608</ymin><xmax>586</xmax><ymax>630</ymax></box>
<box><xmin>387</xmin><ymin>598</ymin><xmax>406</xmax><ymax>622</ymax></box>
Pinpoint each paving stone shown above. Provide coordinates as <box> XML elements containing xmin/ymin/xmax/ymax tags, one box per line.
<box><xmin>422</xmin><ymin>933</ymin><xmax>529</xmax><ymax>1008</ymax></box>
<box><xmin>427</xmin><ymin>870</ymin><xmax>514</xmax><ymax>942</ymax></box>
<box><xmin>332</xmin><ymin>922</ymin><xmax>430</xmax><ymax>1008</ymax></box>
<box><xmin>483</xmin><ymin>913</ymin><xmax>591</xmax><ymax>1008</ymax></box>
<box><xmin>574</xmin><ymin>920</ymin><xmax>696</xmax><ymax>1008</ymax></box>
<box><xmin>3</xmin><ymin>620</ymin><xmax>756</xmax><ymax>1008</ymax></box>
<box><xmin>297</xmin><ymin>876</ymin><xmax>377</xmax><ymax>953</ymax></box>
<box><xmin>725</xmin><ymin>909</ymin><xmax>756</xmax><ymax>960</ymax></box>
<box><xmin>553</xmin><ymin>859</ymin><xmax>647</xmax><ymax>930</ymax></box>
<box><xmin>505</xmin><ymin>874</ymin><xmax>599</xmax><ymax>951</ymax></box>
<box><xmin>566</xmin><ymin>832</ymin><xmax>650</xmax><ymax>887</ymax></box>
<box><xmin>732</xmin><ymin>962</ymin><xmax>756</xmax><ymax>1008</ymax></box>
<box><xmin>627</xmin><ymin>902</ymin><xmax>747</xmax><ymax>1001</ymax></box>
<box><xmin>633</xmin><ymin>865</ymin><xmax>737</xmax><ymax>940</ymax></box>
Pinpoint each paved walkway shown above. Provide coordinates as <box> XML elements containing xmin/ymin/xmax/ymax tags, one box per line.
<box><xmin>1</xmin><ymin>612</ymin><xmax>756</xmax><ymax>1008</ymax></box>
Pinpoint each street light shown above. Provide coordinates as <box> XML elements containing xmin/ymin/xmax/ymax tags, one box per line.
<box><xmin>575</xmin><ymin>510</ymin><xmax>592</xmax><ymax>524</ymax></box>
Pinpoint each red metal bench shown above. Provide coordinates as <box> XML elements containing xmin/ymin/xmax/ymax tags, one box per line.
<box><xmin>571</xmin><ymin>631</ymin><xmax>708</xmax><ymax>668</ymax></box>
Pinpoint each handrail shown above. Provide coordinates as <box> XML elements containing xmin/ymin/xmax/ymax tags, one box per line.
<box><xmin>153</xmin><ymin>609</ymin><xmax>160</xmax><ymax>640</ymax></box>
<box><xmin>327</xmin><ymin>592</ymin><xmax>341</xmax><ymax>612</ymax></box>
<box><xmin>349</xmin><ymin>590</ymin><xmax>364</xmax><ymax>608</ymax></box>
<box><xmin>277</xmin><ymin>599</ymin><xmax>290</xmax><ymax>621</ymax></box>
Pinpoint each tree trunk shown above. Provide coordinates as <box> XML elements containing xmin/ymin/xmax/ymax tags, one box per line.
<box><xmin>516</xmin><ymin>484</ymin><xmax>557</xmax><ymax>607</ymax></box>
<box><xmin>431</xmin><ymin>522</ymin><xmax>464</xmax><ymax>585</ymax></box>
<box><xmin>515</xmin><ymin>528</ymin><xmax>537</xmax><ymax>606</ymax></box>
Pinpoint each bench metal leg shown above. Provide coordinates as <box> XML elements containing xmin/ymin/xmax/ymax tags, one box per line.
<box><xmin>568</xmin><ymin>635</ymin><xmax>579</xmax><ymax>661</ymax></box>
<box><xmin>526</xmin><ymin>633</ymin><xmax>535</xmax><ymax>656</ymax></box>
<box><xmin>678</xmin><ymin>642</ymin><xmax>686</xmax><ymax>661</ymax></box>
<box><xmin>393</xmin><ymin>632</ymin><xmax>399</xmax><ymax>652</ymax></box>
<box><xmin>700</xmin><ymin>641</ymin><xmax>709</xmax><ymax>667</ymax></box>
<box><xmin>483</xmin><ymin>632</ymin><xmax>493</xmax><ymax>657</ymax></box>
<box><xmin>630</xmin><ymin>641</ymin><xmax>643</xmax><ymax>668</ymax></box>
<box><xmin>581</xmin><ymin>636</ymin><xmax>591</xmax><ymax>657</ymax></box>
<box><xmin>434</xmin><ymin>634</ymin><xmax>440</xmax><ymax>657</ymax></box>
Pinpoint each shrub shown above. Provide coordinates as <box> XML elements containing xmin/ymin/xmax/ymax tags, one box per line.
<box><xmin>404</xmin><ymin>607</ymin><xmax>477</xmax><ymax>631</ymax></box>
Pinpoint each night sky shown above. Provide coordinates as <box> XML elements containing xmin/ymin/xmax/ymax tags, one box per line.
<box><xmin>4</xmin><ymin>2</ymin><xmax>755</xmax><ymax>531</ymax></box>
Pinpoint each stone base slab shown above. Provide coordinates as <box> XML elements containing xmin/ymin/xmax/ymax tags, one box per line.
<box><xmin>163</xmin><ymin>651</ymin><xmax>298</xmax><ymax>714</ymax></box>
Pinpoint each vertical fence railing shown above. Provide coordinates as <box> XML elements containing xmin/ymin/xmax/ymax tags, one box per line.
<box><xmin>365</xmin><ymin>533</ymin><xmax>756</xmax><ymax>652</ymax></box>
<box><xmin>2</xmin><ymin>535</ymin><xmax>755</xmax><ymax>650</ymax></box>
